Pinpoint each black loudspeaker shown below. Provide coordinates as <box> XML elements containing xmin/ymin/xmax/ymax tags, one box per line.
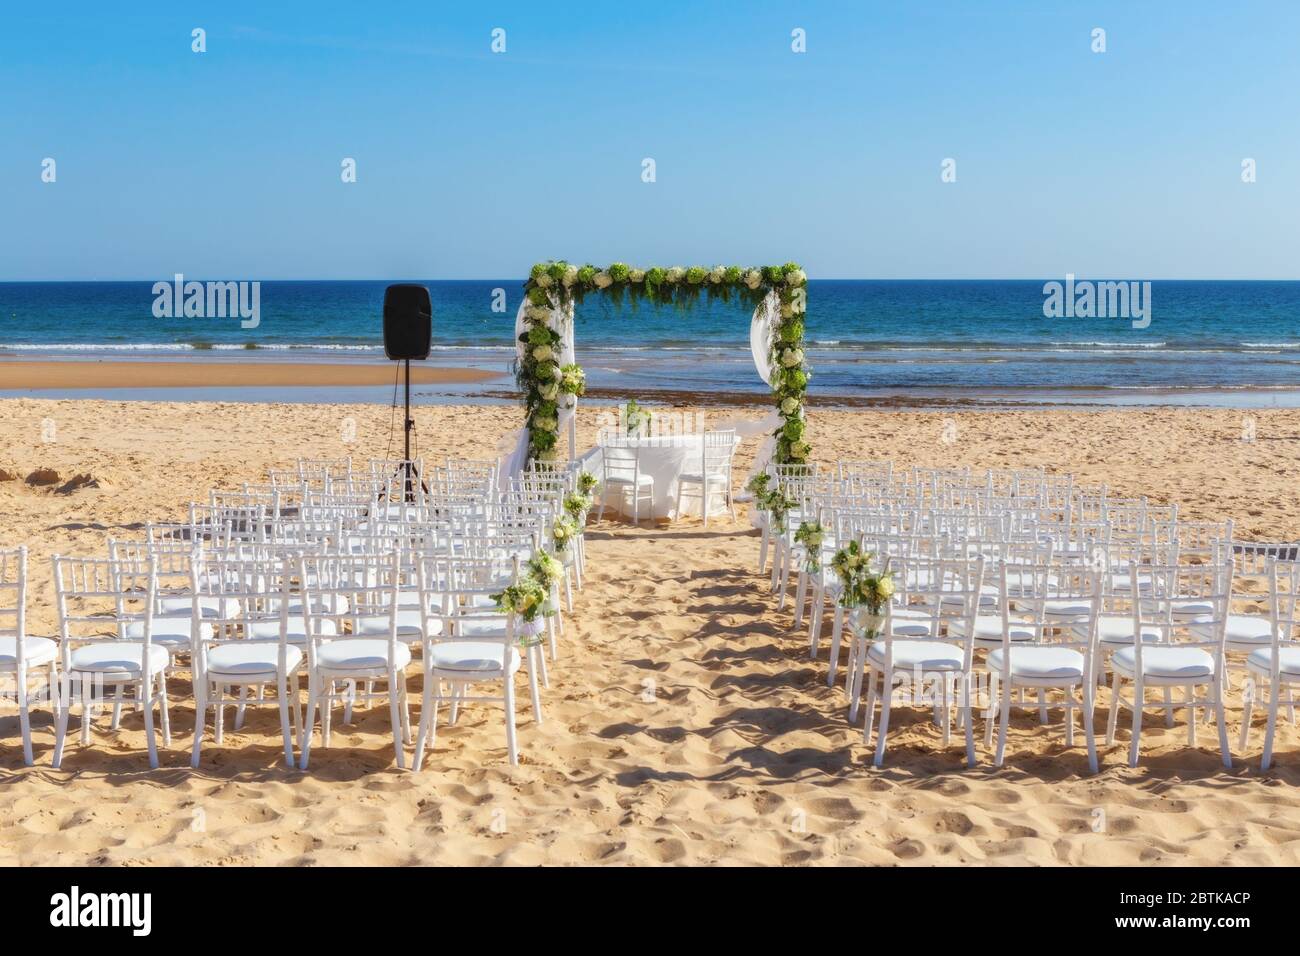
<box><xmin>382</xmin><ymin>284</ymin><xmax>432</xmax><ymax>360</ymax></box>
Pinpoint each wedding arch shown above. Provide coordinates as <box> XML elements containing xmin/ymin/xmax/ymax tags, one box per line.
<box><xmin>509</xmin><ymin>262</ymin><xmax>811</xmax><ymax>472</ymax></box>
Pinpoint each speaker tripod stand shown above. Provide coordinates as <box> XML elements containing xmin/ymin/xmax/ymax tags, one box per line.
<box><xmin>386</xmin><ymin>358</ymin><xmax>429</xmax><ymax>503</ymax></box>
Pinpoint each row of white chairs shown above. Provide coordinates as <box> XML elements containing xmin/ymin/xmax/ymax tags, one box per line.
<box><xmin>0</xmin><ymin>458</ymin><xmax>589</xmax><ymax>770</ymax></box>
<box><xmin>757</xmin><ymin>461</ymin><xmax>1300</xmax><ymax>771</ymax></box>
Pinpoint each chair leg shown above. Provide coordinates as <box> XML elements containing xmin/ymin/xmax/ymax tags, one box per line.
<box><xmin>158</xmin><ymin>674</ymin><xmax>172</xmax><ymax>747</ymax></box>
<box><xmin>527</xmin><ymin>647</ymin><xmax>544</xmax><ymax>725</ymax></box>
<box><xmin>52</xmin><ymin>672</ymin><xmax>72</xmax><ymax>768</ymax></box>
<box><xmin>503</xmin><ymin>678</ymin><xmax>518</xmax><ymax>766</ymax></box>
<box><xmin>793</xmin><ymin>569</ymin><xmax>807</xmax><ymax>628</ymax></box>
<box><xmin>1106</xmin><ymin>670</ymin><xmax>1122</xmax><ymax>745</ymax></box>
<box><xmin>1083</xmin><ymin>679</ymin><xmax>1099</xmax><ymax>774</ymax></box>
<box><xmin>1239</xmin><ymin>683</ymin><xmax>1254</xmax><ymax>753</ymax></box>
<box><xmin>847</xmin><ymin>638</ymin><xmax>865</xmax><ymax>723</ymax></box>
<box><xmin>16</xmin><ymin>670</ymin><xmax>33</xmax><ymax>766</ymax></box>
<box><xmin>808</xmin><ymin>581</ymin><xmax>825</xmax><ymax>658</ymax></box>
<box><xmin>142</xmin><ymin>679</ymin><xmax>159</xmax><ymax>770</ymax></box>
<box><xmin>388</xmin><ymin>670</ymin><xmax>405</xmax><ymax>770</ymax></box>
<box><xmin>1187</xmin><ymin>684</ymin><xmax>1197</xmax><ymax>747</ymax></box>
<box><xmin>1214</xmin><ymin>677</ymin><xmax>1232</xmax><ymax>769</ymax></box>
<box><xmin>941</xmin><ymin>676</ymin><xmax>952</xmax><ymax>747</ymax></box>
<box><xmin>274</xmin><ymin>674</ymin><xmax>294</xmax><ymax>768</ymax></box>
<box><xmin>80</xmin><ymin>678</ymin><xmax>92</xmax><ymax>746</ymax></box>
<box><xmin>862</xmin><ymin>667</ymin><xmax>878</xmax><ymax>745</ymax></box>
<box><xmin>995</xmin><ymin>678</ymin><xmax>1012</xmax><ymax>767</ymax></box>
<box><xmin>1128</xmin><ymin>676</ymin><xmax>1144</xmax><ymax>768</ymax></box>
<box><xmin>826</xmin><ymin>605</ymin><xmax>844</xmax><ymax>687</ymax></box>
<box><xmin>214</xmin><ymin>684</ymin><xmax>225</xmax><ymax>745</ymax></box>
<box><xmin>300</xmin><ymin>673</ymin><xmax>319</xmax><ymax>770</ymax></box>
<box><xmin>1262</xmin><ymin>674</ymin><xmax>1281</xmax><ymax>770</ymax></box>
<box><xmin>962</xmin><ymin>673</ymin><xmax>977</xmax><ymax>768</ymax></box>
<box><xmin>873</xmin><ymin>666</ymin><xmax>893</xmax><ymax>768</ymax></box>
<box><xmin>985</xmin><ymin>672</ymin><xmax>998</xmax><ymax>750</ymax></box>
<box><xmin>412</xmin><ymin>668</ymin><xmax>435</xmax><ymax>772</ymax></box>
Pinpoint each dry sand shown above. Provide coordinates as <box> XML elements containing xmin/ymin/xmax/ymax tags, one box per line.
<box><xmin>2</xmin><ymin>398</ymin><xmax>1300</xmax><ymax>865</ymax></box>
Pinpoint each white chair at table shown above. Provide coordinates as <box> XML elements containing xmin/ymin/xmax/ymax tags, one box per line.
<box><xmin>597</xmin><ymin>436</ymin><xmax>654</xmax><ymax>526</ymax></box>
<box><xmin>675</xmin><ymin>429</ymin><xmax>736</xmax><ymax>527</ymax></box>
<box><xmin>0</xmin><ymin>547</ymin><xmax>59</xmax><ymax>766</ymax></box>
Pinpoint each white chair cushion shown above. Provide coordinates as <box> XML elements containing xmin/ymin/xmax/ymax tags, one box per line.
<box><xmin>316</xmin><ymin>638</ymin><xmax>411</xmax><ymax>671</ymax></box>
<box><xmin>866</xmin><ymin>639</ymin><xmax>965</xmax><ymax>671</ymax></box>
<box><xmin>987</xmin><ymin>645</ymin><xmax>1085</xmax><ymax>681</ymax></box>
<box><xmin>1111</xmin><ymin>645</ymin><xmax>1215</xmax><ymax>680</ymax></box>
<box><xmin>123</xmin><ymin>618</ymin><xmax>213</xmax><ymax>649</ymax></box>
<box><xmin>453</xmin><ymin>617</ymin><xmax>511</xmax><ymax>639</ymax></box>
<box><xmin>1043</xmin><ymin>599</ymin><xmax>1094</xmax><ymax>618</ymax></box>
<box><xmin>1246</xmin><ymin>647</ymin><xmax>1300</xmax><ymax>679</ymax></box>
<box><xmin>938</xmin><ymin>585</ymin><xmax>999</xmax><ymax>608</ymax></box>
<box><xmin>69</xmin><ymin>642</ymin><xmax>170</xmax><ymax>675</ymax></box>
<box><xmin>886</xmin><ymin>606</ymin><xmax>938</xmax><ymax>637</ymax></box>
<box><xmin>1078</xmin><ymin>615</ymin><xmax>1163</xmax><ymax>645</ymax></box>
<box><xmin>245</xmin><ymin>617</ymin><xmax>335</xmax><ymax>642</ymax></box>
<box><xmin>605</xmin><ymin>474</ymin><xmax>653</xmax><ymax>485</ymax></box>
<box><xmin>949</xmin><ymin>615</ymin><xmax>1038</xmax><ymax>644</ymax></box>
<box><xmin>352</xmin><ymin>609</ymin><xmax>432</xmax><ymax>641</ymax></box>
<box><xmin>206</xmin><ymin>642</ymin><xmax>304</xmax><ymax>677</ymax></box>
<box><xmin>158</xmin><ymin>595</ymin><xmax>241</xmax><ymax>619</ymax></box>
<box><xmin>679</xmin><ymin>472</ymin><xmax>728</xmax><ymax>484</ymax></box>
<box><xmin>0</xmin><ymin>636</ymin><xmax>57</xmax><ymax>669</ymax></box>
<box><xmin>1168</xmin><ymin>598</ymin><xmax>1215</xmax><ymax>618</ymax></box>
<box><xmin>430</xmin><ymin>641</ymin><xmax>521</xmax><ymax>674</ymax></box>
<box><xmin>1189</xmin><ymin>614</ymin><xmax>1272</xmax><ymax>646</ymax></box>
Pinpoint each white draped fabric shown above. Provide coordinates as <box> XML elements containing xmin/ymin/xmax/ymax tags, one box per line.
<box><xmin>750</xmin><ymin>290</ymin><xmax>779</xmax><ymax>386</ymax></box>
<box><xmin>500</xmin><ymin>288</ymin><xmax>784</xmax><ymax>491</ymax></box>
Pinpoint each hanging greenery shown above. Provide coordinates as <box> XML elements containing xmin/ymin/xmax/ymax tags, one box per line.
<box><xmin>517</xmin><ymin>261</ymin><xmax>811</xmax><ymax>466</ymax></box>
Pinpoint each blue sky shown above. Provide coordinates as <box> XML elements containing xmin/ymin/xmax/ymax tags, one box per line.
<box><xmin>2</xmin><ymin>1</ymin><xmax>1297</xmax><ymax>280</ymax></box>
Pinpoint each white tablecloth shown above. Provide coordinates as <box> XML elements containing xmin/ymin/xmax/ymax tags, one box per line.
<box><xmin>579</xmin><ymin>434</ymin><xmax>740</xmax><ymax>521</ymax></box>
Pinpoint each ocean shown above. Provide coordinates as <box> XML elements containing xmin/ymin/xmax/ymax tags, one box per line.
<box><xmin>3</xmin><ymin>280</ymin><xmax>1300</xmax><ymax>406</ymax></box>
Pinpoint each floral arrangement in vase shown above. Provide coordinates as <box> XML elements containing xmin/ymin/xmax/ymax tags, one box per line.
<box><xmin>831</xmin><ymin>541</ymin><xmax>895</xmax><ymax>639</ymax></box>
<box><xmin>794</xmin><ymin>520</ymin><xmax>826</xmax><ymax>573</ymax></box>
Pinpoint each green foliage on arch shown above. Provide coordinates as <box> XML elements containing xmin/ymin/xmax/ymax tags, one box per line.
<box><xmin>517</xmin><ymin>261</ymin><xmax>811</xmax><ymax>466</ymax></box>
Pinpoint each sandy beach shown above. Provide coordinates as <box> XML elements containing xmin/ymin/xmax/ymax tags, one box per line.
<box><xmin>3</xmin><ymin>398</ymin><xmax>1300</xmax><ymax>866</ymax></box>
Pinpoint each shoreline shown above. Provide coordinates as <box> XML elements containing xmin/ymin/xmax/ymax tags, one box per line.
<box><xmin>0</xmin><ymin>359</ymin><xmax>503</xmax><ymax>389</ymax></box>
<box><xmin>2</xmin><ymin>357</ymin><xmax>1300</xmax><ymax>409</ymax></box>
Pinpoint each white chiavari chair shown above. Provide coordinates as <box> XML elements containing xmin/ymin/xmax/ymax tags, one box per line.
<box><xmin>1241</xmin><ymin>557</ymin><xmax>1300</xmax><ymax>768</ymax></box>
<box><xmin>190</xmin><ymin>551</ymin><xmax>304</xmax><ymax>768</ymax></box>
<box><xmin>299</xmin><ymin>549</ymin><xmax>412</xmax><ymax>770</ymax></box>
<box><xmin>856</xmin><ymin>552</ymin><xmax>986</xmax><ymax>768</ymax></box>
<box><xmin>983</xmin><ymin>561</ymin><xmax>1103</xmax><ymax>771</ymax></box>
<box><xmin>1</xmin><ymin>547</ymin><xmax>59</xmax><ymax>765</ymax></box>
<box><xmin>1104</xmin><ymin>560</ymin><xmax>1233</xmax><ymax>768</ymax></box>
<box><xmin>675</xmin><ymin>428</ymin><xmax>737</xmax><ymax>527</ymax></box>
<box><xmin>412</xmin><ymin>554</ymin><xmax>535</xmax><ymax>768</ymax></box>
<box><xmin>52</xmin><ymin>554</ymin><xmax>171</xmax><ymax>769</ymax></box>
